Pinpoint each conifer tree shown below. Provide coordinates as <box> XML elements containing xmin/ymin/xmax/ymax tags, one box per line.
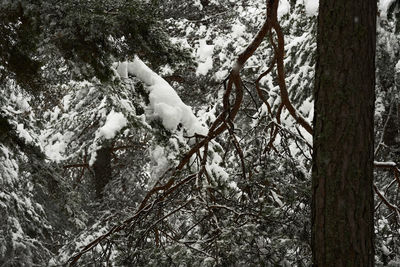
<box><xmin>312</xmin><ymin>0</ymin><xmax>376</xmax><ymax>265</ymax></box>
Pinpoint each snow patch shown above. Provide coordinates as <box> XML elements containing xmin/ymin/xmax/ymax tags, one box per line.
<box><xmin>379</xmin><ymin>0</ymin><xmax>397</xmax><ymax>19</ymax></box>
<box><xmin>196</xmin><ymin>39</ymin><xmax>214</xmax><ymax>76</ymax></box>
<box><xmin>382</xmin><ymin>244</ymin><xmax>391</xmax><ymax>256</ymax></box>
<box><xmin>10</xmin><ymin>92</ymin><xmax>31</xmax><ymax>112</ymax></box>
<box><xmin>119</xmin><ymin>57</ymin><xmax>207</xmax><ymax>136</ymax></box>
<box><xmin>44</xmin><ymin>140</ymin><xmax>67</xmax><ymax>162</ymax></box>
<box><xmin>98</xmin><ymin>110</ymin><xmax>127</xmax><ymax>139</ymax></box>
<box><xmin>278</xmin><ymin>0</ymin><xmax>290</xmax><ymax>18</ymax></box>
<box><xmin>151</xmin><ymin>145</ymin><xmax>169</xmax><ymax>181</ymax></box>
<box><xmin>396</xmin><ymin>60</ymin><xmax>400</xmax><ymax>72</ymax></box>
<box><xmin>303</xmin><ymin>0</ymin><xmax>319</xmax><ymax>16</ymax></box>
<box><xmin>16</xmin><ymin>124</ymin><xmax>33</xmax><ymax>143</ymax></box>
<box><xmin>231</xmin><ymin>22</ymin><xmax>246</xmax><ymax>38</ymax></box>
<box><xmin>62</xmin><ymin>94</ymin><xmax>72</xmax><ymax>111</ymax></box>
<box><xmin>374</xmin><ymin>161</ymin><xmax>397</xmax><ymax>167</ymax></box>
<box><xmin>192</xmin><ymin>0</ymin><xmax>203</xmax><ymax>10</ymax></box>
<box><xmin>115</xmin><ymin>61</ymin><xmax>129</xmax><ymax>79</ymax></box>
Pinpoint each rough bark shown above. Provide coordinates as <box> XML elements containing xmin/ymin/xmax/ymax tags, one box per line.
<box><xmin>312</xmin><ymin>0</ymin><xmax>376</xmax><ymax>266</ymax></box>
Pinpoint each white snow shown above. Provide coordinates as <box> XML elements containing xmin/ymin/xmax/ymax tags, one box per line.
<box><xmin>374</xmin><ymin>161</ymin><xmax>397</xmax><ymax>167</ymax></box>
<box><xmin>150</xmin><ymin>145</ymin><xmax>169</xmax><ymax>181</ymax></box>
<box><xmin>197</xmin><ymin>57</ymin><xmax>213</xmax><ymax>76</ymax></box>
<box><xmin>196</xmin><ymin>39</ymin><xmax>214</xmax><ymax>76</ymax></box>
<box><xmin>10</xmin><ymin>92</ymin><xmax>31</xmax><ymax>112</ymax></box>
<box><xmin>231</xmin><ymin>22</ymin><xmax>246</xmax><ymax>39</ymax></box>
<box><xmin>271</xmin><ymin>190</ymin><xmax>284</xmax><ymax>207</ymax></box>
<box><xmin>192</xmin><ymin>0</ymin><xmax>203</xmax><ymax>10</ymax></box>
<box><xmin>16</xmin><ymin>124</ymin><xmax>33</xmax><ymax>143</ymax></box>
<box><xmin>215</xmin><ymin>69</ymin><xmax>228</xmax><ymax>81</ymax></box>
<box><xmin>115</xmin><ymin>61</ymin><xmax>129</xmax><ymax>79</ymax></box>
<box><xmin>382</xmin><ymin>244</ymin><xmax>391</xmax><ymax>256</ymax></box>
<box><xmin>159</xmin><ymin>64</ymin><xmax>174</xmax><ymax>76</ymax></box>
<box><xmin>396</xmin><ymin>60</ymin><xmax>400</xmax><ymax>72</ymax></box>
<box><xmin>152</xmin><ymin>102</ymin><xmax>182</xmax><ymax>130</ymax></box>
<box><xmin>62</xmin><ymin>94</ymin><xmax>72</xmax><ymax>111</ymax></box>
<box><xmin>278</xmin><ymin>0</ymin><xmax>290</xmax><ymax>18</ymax></box>
<box><xmin>41</xmin><ymin>131</ymin><xmax>74</xmax><ymax>162</ymax></box>
<box><xmin>116</xmin><ymin>57</ymin><xmax>207</xmax><ymax>136</ymax></box>
<box><xmin>45</xmin><ymin>141</ymin><xmax>67</xmax><ymax>162</ymax></box>
<box><xmin>205</xmin><ymin>152</ymin><xmax>229</xmax><ymax>181</ymax></box>
<box><xmin>98</xmin><ymin>110</ymin><xmax>128</xmax><ymax>139</ymax></box>
<box><xmin>379</xmin><ymin>0</ymin><xmax>397</xmax><ymax>19</ymax></box>
<box><xmin>170</xmin><ymin>37</ymin><xmax>191</xmax><ymax>49</ymax></box>
<box><xmin>228</xmin><ymin>181</ymin><xmax>238</xmax><ymax>190</ymax></box>
<box><xmin>303</xmin><ymin>0</ymin><xmax>319</xmax><ymax>16</ymax></box>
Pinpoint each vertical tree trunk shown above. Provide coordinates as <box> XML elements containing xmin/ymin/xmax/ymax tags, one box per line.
<box><xmin>93</xmin><ymin>145</ymin><xmax>112</xmax><ymax>198</ymax></box>
<box><xmin>312</xmin><ymin>1</ymin><xmax>376</xmax><ymax>266</ymax></box>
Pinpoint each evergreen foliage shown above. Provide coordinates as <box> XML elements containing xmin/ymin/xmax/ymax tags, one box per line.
<box><xmin>0</xmin><ymin>0</ymin><xmax>400</xmax><ymax>266</ymax></box>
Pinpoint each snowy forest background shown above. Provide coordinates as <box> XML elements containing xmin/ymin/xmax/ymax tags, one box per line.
<box><xmin>1</xmin><ymin>0</ymin><xmax>400</xmax><ymax>265</ymax></box>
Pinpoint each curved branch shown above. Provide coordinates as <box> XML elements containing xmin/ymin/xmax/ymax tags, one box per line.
<box><xmin>68</xmin><ymin>1</ymin><xmax>291</xmax><ymax>264</ymax></box>
<box><xmin>268</xmin><ymin>1</ymin><xmax>313</xmax><ymax>134</ymax></box>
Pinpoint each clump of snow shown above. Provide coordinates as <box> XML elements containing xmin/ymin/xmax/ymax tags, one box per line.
<box><xmin>192</xmin><ymin>0</ymin><xmax>203</xmax><ymax>10</ymax></box>
<box><xmin>228</xmin><ymin>181</ymin><xmax>238</xmax><ymax>190</ymax></box>
<box><xmin>278</xmin><ymin>0</ymin><xmax>290</xmax><ymax>18</ymax></box>
<box><xmin>231</xmin><ymin>21</ymin><xmax>246</xmax><ymax>39</ymax></box>
<box><xmin>205</xmin><ymin>152</ymin><xmax>229</xmax><ymax>181</ymax></box>
<box><xmin>114</xmin><ymin>61</ymin><xmax>129</xmax><ymax>79</ymax></box>
<box><xmin>16</xmin><ymin>124</ymin><xmax>33</xmax><ymax>143</ymax></box>
<box><xmin>152</xmin><ymin>102</ymin><xmax>182</xmax><ymax>130</ymax></box>
<box><xmin>303</xmin><ymin>0</ymin><xmax>319</xmax><ymax>16</ymax></box>
<box><xmin>382</xmin><ymin>244</ymin><xmax>391</xmax><ymax>256</ymax></box>
<box><xmin>10</xmin><ymin>92</ymin><xmax>31</xmax><ymax>112</ymax></box>
<box><xmin>215</xmin><ymin>69</ymin><xmax>228</xmax><ymax>81</ymax></box>
<box><xmin>41</xmin><ymin>131</ymin><xmax>73</xmax><ymax>162</ymax></box>
<box><xmin>118</xmin><ymin>56</ymin><xmax>207</xmax><ymax>136</ymax></box>
<box><xmin>379</xmin><ymin>0</ymin><xmax>397</xmax><ymax>19</ymax></box>
<box><xmin>44</xmin><ymin>141</ymin><xmax>67</xmax><ymax>162</ymax></box>
<box><xmin>271</xmin><ymin>190</ymin><xmax>284</xmax><ymax>207</ymax></box>
<box><xmin>396</xmin><ymin>60</ymin><xmax>400</xmax><ymax>72</ymax></box>
<box><xmin>196</xmin><ymin>39</ymin><xmax>214</xmax><ymax>76</ymax></box>
<box><xmin>150</xmin><ymin>145</ymin><xmax>169</xmax><ymax>182</ymax></box>
<box><xmin>62</xmin><ymin>94</ymin><xmax>72</xmax><ymax>111</ymax></box>
<box><xmin>197</xmin><ymin>58</ymin><xmax>213</xmax><ymax>76</ymax></box>
<box><xmin>98</xmin><ymin>110</ymin><xmax>128</xmax><ymax>139</ymax></box>
<box><xmin>170</xmin><ymin>37</ymin><xmax>191</xmax><ymax>49</ymax></box>
<box><xmin>159</xmin><ymin>64</ymin><xmax>174</xmax><ymax>76</ymax></box>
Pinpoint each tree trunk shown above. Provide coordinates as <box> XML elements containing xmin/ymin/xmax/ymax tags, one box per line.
<box><xmin>93</xmin><ymin>145</ymin><xmax>112</xmax><ymax>198</ymax></box>
<box><xmin>312</xmin><ymin>1</ymin><xmax>376</xmax><ymax>266</ymax></box>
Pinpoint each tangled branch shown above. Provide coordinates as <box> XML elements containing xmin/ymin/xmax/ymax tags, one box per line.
<box><xmin>68</xmin><ymin>0</ymin><xmax>398</xmax><ymax>264</ymax></box>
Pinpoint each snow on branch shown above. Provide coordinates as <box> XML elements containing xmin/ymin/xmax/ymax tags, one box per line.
<box><xmin>113</xmin><ymin>57</ymin><xmax>207</xmax><ymax>136</ymax></box>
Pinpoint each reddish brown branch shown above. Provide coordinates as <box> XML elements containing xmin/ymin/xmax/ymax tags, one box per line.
<box><xmin>68</xmin><ymin>173</ymin><xmax>197</xmax><ymax>265</ymax></box>
<box><xmin>68</xmin><ymin>1</ymin><xmax>307</xmax><ymax>264</ymax></box>
<box><xmin>268</xmin><ymin>1</ymin><xmax>313</xmax><ymax>135</ymax></box>
<box><xmin>73</xmin><ymin>166</ymin><xmax>86</xmax><ymax>189</ymax></box>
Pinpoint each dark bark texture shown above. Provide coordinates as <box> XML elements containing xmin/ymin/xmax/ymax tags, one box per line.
<box><xmin>312</xmin><ymin>0</ymin><xmax>376</xmax><ymax>266</ymax></box>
